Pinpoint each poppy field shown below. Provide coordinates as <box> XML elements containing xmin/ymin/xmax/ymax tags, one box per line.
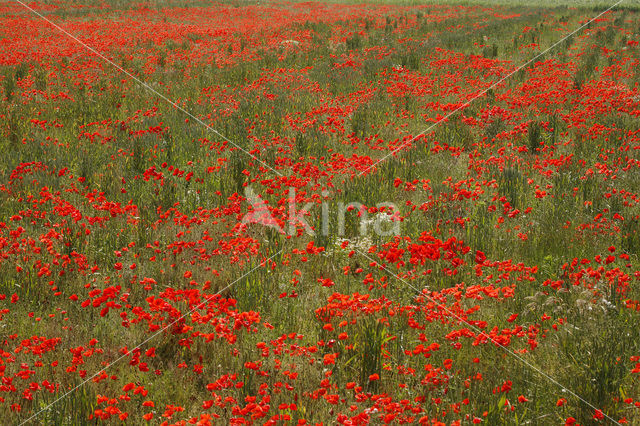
<box><xmin>3</xmin><ymin>0</ymin><xmax>640</xmax><ymax>424</ymax></box>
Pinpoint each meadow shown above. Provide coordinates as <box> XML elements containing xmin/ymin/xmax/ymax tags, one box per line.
<box><xmin>2</xmin><ymin>0</ymin><xmax>640</xmax><ymax>424</ymax></box>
